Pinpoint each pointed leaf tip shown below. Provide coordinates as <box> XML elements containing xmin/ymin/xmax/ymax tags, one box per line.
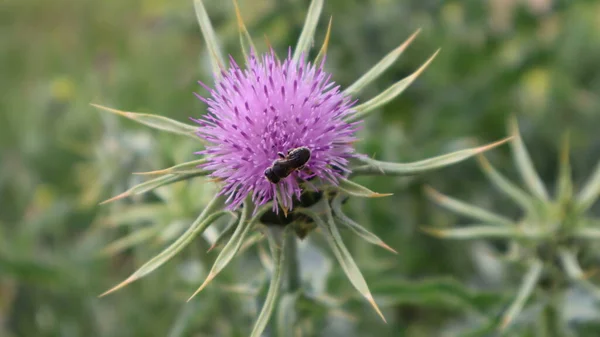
<box><xmin>370</xmin><ymin>193</ymin><xmax>393</xmax><ymax>198</ymax></box>
<box><xmin>423</xmin><ymin>185</ymin><xmax>444</xmax><ymax>201</ymax></box>
<box><xmin>297</xmin><ymin>205</ymin><xmax>385</xmax><ymax>322</ymax></box>
<box><xmin>232</xmin><ymin>0</ymin><xmax>245</xmax><ymax>29</ymax></box>
<box><xmin>99</xmin><ymin>191</ymin><xmax>129</xmax><ymax>205</ymax></box>
<box><xmin>379</xmin><ymin>242</ymin><xmax>398</xmax><ymax>254</ymax></box>
<box><xmin>187</xmin><ymin>273</ymin><xmax>215</xmax><ymax>301</ymax></box>
<box><xmin>314</xmin><ymin>16</ymin><xmax>333</xmax><ymax>66</ymax></box>
<box><xmin>336</xmin><ymin>177</ymin><xmax>391</xmax><ymax>198</ymax></box>
<box><xmin>232</xmin><ymin>0</ymin><xmax>256</xmax><ymax>60</ymax></box>
<box><xmin>475</xmin><ymin>136</ymin><xmax>514</xmax><ymax>153</ymax></box>
<box><xmin>348</xmin><ymin>49</ymin><xmax>440</xmax><ymax>122</ymax></box>
<box><xmin>366</xmin><ymin>294</ymin><xmax>387</xmax><ymax>323</ymax></box>
<box><xmin>98</xmin><ymin>276</ymin><xmax>135</xmax><ymax>297</ymax></box>
<box><xmin>332</xmin><ymin>195</ymin><xmax>398</xmax><ymax>254</ymax></box>
<box><xmin>508</xmin><ymin>117</ymin><xmax>549</xmax><ymax>201</ymax></box>
<box><xmin>344</xmin><ymin>29</ymin><xmax>422</xmax><ymax>96</ymax></box>
<box><xmin>90</xmin><ymin>103</ymin><xmax>199</xmax><ymax>139</ymax></box>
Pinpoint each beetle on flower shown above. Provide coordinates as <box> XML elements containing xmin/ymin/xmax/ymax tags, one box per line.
<box><xmin>93</xmin><ymin>0</ymin><xmax>511</xmax><ymax>335</ymax></box>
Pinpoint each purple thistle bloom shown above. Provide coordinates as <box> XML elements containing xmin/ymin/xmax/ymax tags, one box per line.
<box><xmin>193</xmin><ymin>50</ymin><xmax>360</xmax><ymax>211</ymax></box>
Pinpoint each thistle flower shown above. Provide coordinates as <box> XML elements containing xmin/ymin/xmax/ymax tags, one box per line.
<box><xmin>93</xmin><ymin>0</ymin><xmax>511</xmax><ymax>335</ymax></box>
<box><xmin>192</xmin><ymin>50</ymin><xmax>359</xmax><ymax>211</ymax></box>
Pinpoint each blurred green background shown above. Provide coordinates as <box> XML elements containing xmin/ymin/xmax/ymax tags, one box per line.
<box><xmin>2</xmin><ymin>0</ymin><xmax>600</xmax><ymax>336</ymax></box>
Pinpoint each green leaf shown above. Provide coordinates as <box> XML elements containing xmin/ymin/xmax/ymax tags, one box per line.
<box><xmin>331</xmin><ymin>195</ymin><xmax>397</xmax><ymax>253</ymax></box>
<box><xmin>346</xmin><ymin>50</ymin><xmax>439</xmax><ymax>123</ymax></box>
<box><xmin>207</xmin><ymin>215</ymin><xmax>239</xmax><ymax>252</ymax></box>
<box><xmin>133</xmin><ymin>159</ymin><xmax>208</xmax><ymax>176</ymax></box>
<box><xmin>250</xmin><ymin>227</ymin><xmax>290</xmax><ymax>337</ymax></box>
<box><xmin>188</xmin><ymin>201</ymin><xmax>272</xmax><ymax>300</ymax></box>
<box><xmin>99</xmin><ymin>195</ymin><xmax>225</xmax><ymax>297</ymax></box>
<box><xmin>558</xmin><ymin>249</ymin><xmax>600</xmax><ymax>301</ymax></box>
<box><xmin>91</xmin><ymin>104</ymin><xmax>199</xmax><ymax>140</ymax></box>
<box><xmin>292</xmin><ymin>0</ymin><xmax>324</xmax><ymax>63</ymax></box>
<box><xmin>424</xmin><ymin>186</ymin><xmax>513</xmax><ymax>226</ymax></box>
<box><xmin>232</xmin><ymin>0</ymin><xmax>256</xmax><ymax>61</ymax></box>
<box><xmin>344</xmin><ymin>29</ymin><xmax>420</xmax><ymax>96</ymax></box>
<box><xmin>421</xmin><ymin>225</ymin><xmax>544</xmax><ymax>240</ymax></box>
<box><xmin>277</xmin><ymin>293</ymin><xmax>300</xmax><ymax>337</ymax></box>
<box><xmin>99</xmin><ymin>172</ymin><xmax>208</xmax><ymax>205</ymax></box>
<box><xmin>296</xmin><ymin>206</ymin><xmax>386</xmax><ymax>322</ymax></box>
<box><xmin>101</xmin><ymin>226</ymin><xmax>161</xmax><ymax>256</ymax></box>
<box><xmin>167</xmin><ymin>302</ymin><xmax>198</xmax><ymax>337</ymax></box>
<box><xmin>556</xmin><ymin>132</ymin><xmax>573</xmax><ymax>203</ymax></box>
<box><xmin>313</xmin><ymin>16</ymin><xmax>332</xmax><ymax>67</ymax></box>
<box><xmin>558</xmin><ymin>248</ymin><xmax>584</xmax><ymax>279</ymax></box>
<box><xmin>509</xmin><ymin>117</ymin><xmax>549</xmax><ymax>201</ymax></box>
<box><xmin>499</xmin><ymin>260</ymin><xmax>542</xmax><ymax>331</ymax></box>
<box><xmin>334</xmin><ymin>177</ymin><xmax>392</xmax><ymax>198</ymax></box>
<box><xmin>193</xmin><ymin>0</ymin><xmax>225</xmax><ymax>77</ymax></box>
<box><xmin>572</xmin><ymin>227</ymin><xmax>600</xmax><ymax>239</ymax></box>
<box><xmin>371</xmin><ymin>277</ymin><xmax>507</xmax><ymax>313</ymax></box>
<box><xmin>98</xmin><ymin>204</ymin><xmax>168</xmax><ymax>227</ymax></box>
<box><xmin>352</xmin><ymin>138</ymin><xmax>511</xmax><ymax>176</ymax></box>
<box><xmin>577</xmin><ymin>159</ymin><xmax>600</xmax><ymax>212</ymax></box>
<box><xmin>478</xmin><ymin>155</ymin><xmax>536</xmax><ymax>213</ymax></box>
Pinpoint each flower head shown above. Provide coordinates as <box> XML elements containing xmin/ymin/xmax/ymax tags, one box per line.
<box><xmin>193</xmin><ymin>50</ymin><xmax>359</xmax><ymax>210</ymax></box>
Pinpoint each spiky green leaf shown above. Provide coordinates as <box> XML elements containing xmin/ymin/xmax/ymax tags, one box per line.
<box><xmin>188</xmin><ymin>201</ymin><xmax>272</xmax><ymax>300</ymax></box>
<box><xmin>99</xmin><ymin>204</ymin><xmax>168</xmax><ymax>227</ymax></box>
<box><xmin>207</xmin><ymin>215</ymin><xmax>239</xmax><ymax>252</ymax></box>
<box><xmin>292</xmin><ymin>0</ymin><xmax>324</xmax><ymax>63</ymax></box>
<box><xmin>193</xmin><ymin>0</ymin><xmax>225</xmax><ymax>77</ymax></box>
<box><xmin>424</xmin><ymin>186</ymin><xmax>513</xmax><ymax>226</ymax></box>
<box><xmin>101</xmin><ymin>226</ymin><xmax>160</xmax><ymax>256</ymax></box>
<box><xmin>313</xmin><ymin>16</ymin><xmax>332</xmax><ymax>67</ymax></box>
<box><xmin>478</xmin><ymin>155</ymin><xmax>536</xmax><ymax>213</ymax></box>
<box><xmin>577</xmin><ymin>160</ymin><xmax>600</xmax><ymax>212</ymax></box>
<box><xmin>509</xmin><ymin>117</ymin><xmax>549</xmax><ymax>201</ymax></box>
<box><xmin>91</xmin><ymin>104</ymin><xmax>199</xmax><ymax>140</ymax></box>
<box><xmin>232</xmin><ymin>0</ymin><xmax>256</xmax><ymax>61</ymax></box>
<box><xmin>99</xmin><ymin>195</ymin><xmax>225</xmax><ymax>296</ymax></box>
<box><xmin>344</xmin><ymin>30</ymin><xmax>420</xmax><ymax>96</ymax></box>
<box><xmin>296</xmin><ymin>206</ymin><xmax>386</xmax><ymax>322</ymax></box>
<box><xmin>334</xmin><ymin>177</ymin><xmax>392</xmax><ymax>198</ymax></box>
<box><xmin>422</xmin><ymin>225</ymin><xmax>544</xmax><ymax>240</ymax></box>
<box><xmin>331</xmin><ymin>195</ymin><xmax>397</xmax><ymax>253</ymax></box>
<box><xmin>572</xmin><ymin>227</ymin><xmax>600</xmax><ymax>239</ymax></box>
<box><xmin>371</xmin><ymin>277</ymin><xmax>508</xmax><ymax>313</ymax></box>
<box><xmin>558</xmin><ymin>249</ymin><xmax>600</xmax><ymax>301</ymax></box>
<box><xmin>347</xmin><ymin>50</ymin><xmax>439</xmax><ymax>123</ymax></box>
<box><xmin>556</xmin><ymin>132</ymin><xmax>573</xmax><ymax>203</ymax></box>
<box><xmin>100</xmin><ymin>172</ymin><xmax>208</xmax><ymax>205</ymax></box>
<box><xmin>499</xmin><ymin>260</ymin><xmax>542</xmax><ymax>331</ymax></box>
<box><xmin>133</xmin><ymin>159</ymin><xmax>208</xmax><ymax>176</ymax></box>
<box><xmin>352</xmin><ymin>138</ymin><xmax>511</xmax><ymax>176</ymax></box>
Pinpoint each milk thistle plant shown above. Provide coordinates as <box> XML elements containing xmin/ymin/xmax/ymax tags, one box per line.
<box><xmin>425</xmin><ymin>119</ymin><xmax>600</xmax><ymax>335</ymax></box>
<box><xmin>94</xmin><ymin>0</ymin><xmax>510</xmax><ymax>334</ymax></box>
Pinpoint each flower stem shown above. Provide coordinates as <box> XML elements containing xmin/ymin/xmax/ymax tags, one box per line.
<box><xmin>284</xmin><ymin>232</ymin><xmax>300</xmax><ymax>292</ymax></box>
<box><xmin>542</xmin><ymin>296</ymin><xmax>561</xmax><ymax>337</ymax></box>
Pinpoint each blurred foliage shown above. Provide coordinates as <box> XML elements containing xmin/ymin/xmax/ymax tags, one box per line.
<box><xmin>1</xmin><ymin>0</ymin><xmax>599</xmax><ymax>336</ymax></box>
